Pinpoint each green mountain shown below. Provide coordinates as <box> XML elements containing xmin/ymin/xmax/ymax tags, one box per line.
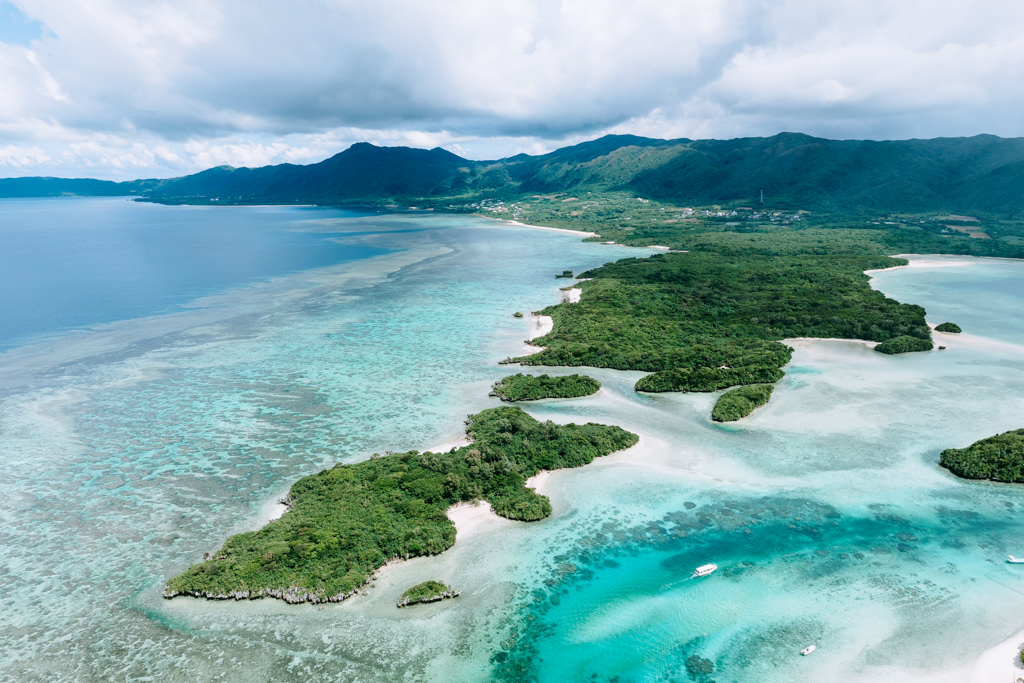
<box><xmin>5</xmin><ymin>133</ymin><xmax>1024</xmax><ymax>215</ymax></box>
<box><xmin>0</xmin><ymin>176</ymin><xmax>152</xmax><ymax>197</ymax></box>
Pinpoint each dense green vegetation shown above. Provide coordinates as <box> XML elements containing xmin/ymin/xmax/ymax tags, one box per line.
<box><xmin>164</xmin><ymin>407</ymin><xmax>637</xmax><ymax>602</ymax></box>
<box><xmin>874</xmin><ymin>335</ymin><xmax>933</xmax><ymax>354</ymax></box>
<box><xmin>935</xmin><ymin>322</ymin><xmax>962</xmax><ymax>333</ymax></box>
<box><xmin>14</xmin><ymin>134</ymin><xmax>1024</xmax><ymax>234</ymax></box>
<box><xmin>940</xmin><ymin>429</ymin><xmax>1024</xmax><ymax>482</ymax></box>
<box><xmin>491</xmin><ymin>373</ymin><xmax>600</xmax><ymax>401</ymax></box>
<box><xmin>511</xmin><ymin>247</ymin><xmax>931</xmax><ymax>394</ymax></box>
<box><xmin>711</xmin><ymin>385</ymin><xmax>775</xmax><ymax>422</ymax></box>
<box><xmin>397</xmin><ymin>580</ymin><xmax>458</xmax><ymax>607</ymax></box>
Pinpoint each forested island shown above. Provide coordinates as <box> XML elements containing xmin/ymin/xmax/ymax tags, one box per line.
<box><xmin>397</xmin><ymin>580</ymin><xmax>459</xmax><ymax>608</ymax></box>
<box><xmin>490</xmin><ymin>373</ymin><xmax>600</xmax><ymax>401</ymax></box>
<box><xmin>712</xmin><ymin>385</ymin><xmax>775</xmax><ymax>422</ymax></box>
<box><xmin>512</xmin><ymin>244</ymin><xmax>930</xmax><ymax>413</ymax></box>
<box><xmin>874</xmin><ymin>335</ymin><xmax>934</xmax><ymax>354</ymax></box>
<box><xmin>940</xmin><ymin>429</ymin><xmax>1024</xmax><ymax>483</ymax></box>
<box><xmin>164</xmin><ymin>407</ymin><xmax>637</xmax><ymax>603</ymax></box>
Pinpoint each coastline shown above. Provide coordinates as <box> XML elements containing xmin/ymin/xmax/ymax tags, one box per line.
<box><xmin>784</xmin><ymin>336</ymin><xmax>880</xmax><ymax>348</ymax></box>
<box><xmin>865</xmin><ymin>253</ymin><xmax>986</xmax><ymax>276</ymax></box>
<box><xmin>971</xmin><ymin>628</ymin><xmax>1024</xmax><ymax>682</ymax></box>
<box><xmin>498</xmin><ymin>218</ymin><xmax>597</xmax><ymax>238</ymax></box>
<box><xmin>525</xmin><ymin>470</ymin><xmax>552</xmax><ymax>495</ymax></box>
<box><xmin>446</xmin><ymin>500</ymin><xmax>502</xmax><ymax>539</ymax></box>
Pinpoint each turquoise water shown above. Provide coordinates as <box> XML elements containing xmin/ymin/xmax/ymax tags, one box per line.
<box><xmin>1</xmin><ymin>206</ymin><xmax>1023</xmax><ymax>683</ymax></box>
<box><xmin>0</xmin><ymin>201</ymin><xmax>650</xmax><ymax>681</ymax></box>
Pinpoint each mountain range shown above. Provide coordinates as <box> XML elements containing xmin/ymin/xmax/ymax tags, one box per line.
<box><xmin>4</xmin><ymin>132</ymin><xmax>1024</xmax><ymax>215</ymax></box>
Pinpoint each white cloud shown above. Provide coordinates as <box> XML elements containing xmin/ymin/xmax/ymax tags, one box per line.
<box><xmin>0</xmin><ymin>144</ymin><xmax>50</xmax><ymax>168</ymax></box>
<box><xmin>2</xmin><ymin>0</ymin><xmax>1024</xmax><ymax>177</ymax></box>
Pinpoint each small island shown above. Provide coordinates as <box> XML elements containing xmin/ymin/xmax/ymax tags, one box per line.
<box><xmin>940</xmin><ymin>428</ymin><xmax>1024</xmax><ymax>482</ymax></box>
<box><xmin>935</xmin><ymin>322</ymin><xmax>962</xmax><ymax>333</ymax></box>
<box><xmin>490</xmin><ymin>373</ymin><xmax>600</xmax><ymax>402</ymax></box>
<box><xmin>712</xmin><ymin>384</ymin><xmax>774</xmax><ymax>422</ymax></box>
<box><xmin>874</xmin><ymin>335</ymin><xmax>933</xmax><ymax>354</ymax></box>
<box><xmin>397</xmin><ymin>580</ymin><xmax>459</xmax><ymax>608</ymax></box>
<box><xmin>164</xmin><ymin>406</ymin><xmax>637</xmax><ymax>604</ymax></box>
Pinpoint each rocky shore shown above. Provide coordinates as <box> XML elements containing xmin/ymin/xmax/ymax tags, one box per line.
<box><xmin>396</xmin><ymin>588</ymin><xmax>460</xmax><ymax>608</ymax></box>
<box><xmin>162</xmin><ymin>585</ymin><xmax>360</xmax><ymax>604</ymax></box>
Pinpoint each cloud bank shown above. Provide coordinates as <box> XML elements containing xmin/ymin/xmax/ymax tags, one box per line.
<box><xmin>2</xmin><ymin>0</ymin><xmax>1023</xmax><ymax>178</ymax></box>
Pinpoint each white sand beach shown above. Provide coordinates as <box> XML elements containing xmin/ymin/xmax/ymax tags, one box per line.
<box><xmin>519</xmin><ymin>313</ymin><xmax>554</xmax><ymax>357</ymax></box>
<box><xmin>525</xmin><ymin>470</ymin><xmax>552</xmax><ymax>494</ymax></box>
<box><xmin>784</xmin><ymin>336</ymin><xmax>880</xmax><ymax>348</ymax></box>
<box><xmin>865</xmin><ymin>254</ymin><xmax>982</xmax><ymax>276</ymax></box>
<box><xmin>971</xmin><ymin>627</ymin><xmax>1024</xmax><ymax>682</ymax></box>
<box><xmin>427</xmin><ymin>435</ymin><xmax>472</xmax><ymax>453</ymax></box>
<box><xmin>499</xmin><ymin>219</ymin><xmax>597</xmax><ymax>238</ymax></box>
<box><xmin>446</xmin><ymin>501</ymin><xmax>503</xmax><ymax>540</ymax></box>
<box><xmin>256</xmin><ymin>489</ymin><xmax>291</xmax><ymax>524</ymax></box>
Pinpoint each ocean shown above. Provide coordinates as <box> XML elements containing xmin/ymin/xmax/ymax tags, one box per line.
<box><xmin>1</xmin><ymin>200</ymin><xmax>1023</xmax><ymax>682</ymax></box>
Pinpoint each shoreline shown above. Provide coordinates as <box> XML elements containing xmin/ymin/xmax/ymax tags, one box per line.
<box><xmin>446</xmin><ymin>500</ymin><xmax>503</xmax><ymax>539</ymax></box>
<box><xmin>427</xmin><ymin>435</ymin><xmax>471</xmax><ymax>453</ymax></box>
<box><xmin>784</xmin><ymin>336</ymin><xmax>880</xmax><ymax>348</ymax></box>
<box><xmin>525</xmin><ymin>470</ymin><xmax>552</xmax><ymax>495</ymax></box>
<box><xmin>497</xmin><ymin>218</ymin><xmax>598</xmax><ymax>238</ymax></box>
<box><xmin>865</xmin><ymin>253</ymin><xmax>995</xmax><ymax>276</ymax></box>
<box><xmin>971</xmin><ymin>627</ymin><xmax>1024</xmax><ymax>682</ymax></box>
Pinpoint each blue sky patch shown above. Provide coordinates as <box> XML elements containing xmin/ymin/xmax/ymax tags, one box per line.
<box><xmin>0</xmin><ymin>1</ymin><xmax>43</xmax><ymax>46</ymax></box>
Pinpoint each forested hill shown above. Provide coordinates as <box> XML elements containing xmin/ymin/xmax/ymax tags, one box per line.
<box><xmin>6</xmin><ymin>132</ymin><xmax>1024</xmax><ymax>215</ymax></box>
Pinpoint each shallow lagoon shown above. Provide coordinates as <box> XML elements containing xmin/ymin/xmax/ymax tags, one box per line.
<box><xmin>1</xmin><ymin>201</ymin><xmax>1023</xmax><ymax>683</ymax></box>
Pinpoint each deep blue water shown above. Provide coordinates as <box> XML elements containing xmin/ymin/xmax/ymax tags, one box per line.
<box><xmin>0</xmin><ymin>198</ymin><xmax>389</xmax><ymax>348</ymax></box>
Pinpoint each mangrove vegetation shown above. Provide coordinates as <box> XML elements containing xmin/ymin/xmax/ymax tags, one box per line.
<box><xmin>513</xmin><ymin>247</ymin><xmax>932</xmax><ymax>399</ymax></box>
<box><xmin>711</xmin><ymin>385</ymin><xmax>775</xmax><ymax>422</ymax></box>
<box><xmin>940</xmin><ymin>429</ymin><xmax>1024</xmax><ymax>483</ymax></box>
<box><xmin>874</xmin><ymin>335</ymin><xmax>933</xmax><ymax>354</ymax></box>
<box><xmin>491</xmin><ymin>373</ymin><xmax>601</xmax><ymax>401</ymax></box>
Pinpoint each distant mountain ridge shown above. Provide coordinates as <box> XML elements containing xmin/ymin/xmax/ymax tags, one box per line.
<box><xmin>4</xmin><ymin>132</ymin><xmax>1024</xmax><ymax>215</ymax></box>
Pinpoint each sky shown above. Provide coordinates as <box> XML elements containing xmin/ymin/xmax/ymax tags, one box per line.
<box><xmin>2</xmin><ymin>0</ymin><xmax>1024</xmax><ymax>180</ymax></box>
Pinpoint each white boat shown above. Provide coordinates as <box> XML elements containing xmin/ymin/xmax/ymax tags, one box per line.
<box><xmin>693</xmin><ymin>563</ymin><xmax>718</xmax><ymax>577</ymax></box>
<box><xmin>800</xmin><ymin>645</ymin><xmax>816</xmax><ymax>656</ymax></box>
<box><xmin>1008</xmin><ymin>555</ymin><xmax>1024</xmax><ymax>564</ymax></box>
